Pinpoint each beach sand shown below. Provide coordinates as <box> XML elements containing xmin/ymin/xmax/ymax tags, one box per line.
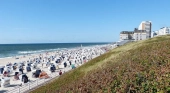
<box><xmin>0</xmin><ymin>44</ymin><xmax>116</xmax><ymax>93</ymax></box>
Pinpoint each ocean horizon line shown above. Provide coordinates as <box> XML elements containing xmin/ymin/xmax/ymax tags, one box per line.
<box><xmin>0</xmin><ymin>42</ymin><xmax>113</xmax><ymax>45</ymax></box>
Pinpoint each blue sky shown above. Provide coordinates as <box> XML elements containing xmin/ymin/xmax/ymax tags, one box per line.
<box><xmin>0</xmin><ymin>0</ymin><xmax>170</xmax><ymax>44</ymax></box>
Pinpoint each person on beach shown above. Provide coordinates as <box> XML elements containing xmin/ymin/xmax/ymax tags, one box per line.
<box><xmin>13</xmin><ymin>72</ymin><xmax>19</xmax><ymax>81</ymax></box>
<box><xmin>59</xmin><ymin>70</ymin><xmax>62</xmax><ymax>75</ymax></box>
<box><xmin>42</xmin><ymin>63</ymin><xmax>43</xmax><ymax>68</ymax></box>
<box><xmin>3</xmin><ymin>71</ymin><xmax>8</xmax><ymax>77</ymax></box>
<box><xmin>64</xmin><ymin>62</ymin><xmax>67</xmax><ymax>68</ymax></box>
<box><xmin>71</xmin><ymin>64</ymin><xmax>76</xmax><ymax>69</ymax></box>
<box><xmin>69</xmin><ymin>61</ymin><xmax>72</xmax><ymax>65</ymax></box>
<box><xmin>39</xmin><ymin>71</ymin><xmax>50</xmax><ymax>79</ymax></box>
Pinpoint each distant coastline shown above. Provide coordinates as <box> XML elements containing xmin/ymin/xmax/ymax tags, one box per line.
<box><xmin>0</xmin><ymin>43</ymin><xmax>110</xmax><ymax>58</ymax></box>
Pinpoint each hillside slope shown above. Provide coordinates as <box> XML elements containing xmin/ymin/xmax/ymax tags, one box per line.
<box><xmin>31</xmin><ymin>35</ymin><xmax>170</xmax><ymax>93</ymax></box>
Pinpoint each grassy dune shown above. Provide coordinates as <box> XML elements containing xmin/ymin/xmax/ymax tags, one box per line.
<box><xmin>31</xmin><ymin>35</ymin><xmax>170</xmax><ymax>93</ymax></box>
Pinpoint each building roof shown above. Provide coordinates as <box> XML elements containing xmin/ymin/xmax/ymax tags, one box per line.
<box><xmin>120</xmin><ymin>31</ymin><xmax>134</xmax><ymax>34</ymax></box>
<box><xmin>134</xmin><ymin>28</ymin><xmax>146</xmax><ymax>33</ymax></box>
<box><xmin>134</xmin><ymin>30</ymin><xmax>146</xmax><ymax>33</ymax></box>
<box><xmin>141</xmin><ymin>21</ymin><xmax>152</xmax><ymax>23</ymax></box>
<box><xmin>160</xmin><ymin>27</ymin><xmax>169</xmax><ymax>29</ymax></box>
<box><xmin>120</xmin><ymin>28</ymin><xmax>147</xmax><ymax>34</ymax></box>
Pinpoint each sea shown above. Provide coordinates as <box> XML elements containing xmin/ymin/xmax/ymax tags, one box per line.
<box><xmin>0</xmin><ymin>43</ymin><xmax>109</xmax><ymax>58</ymax></box>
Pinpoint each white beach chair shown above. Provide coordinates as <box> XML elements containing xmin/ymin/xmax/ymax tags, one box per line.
<box><xmin>58</xmin><ymin>65</ymin><xmax>64</xmax><ymax>69</ymax></box>
<box><xmin>0</xmin><ymin>66</ymin><xmax>5</xmax><ymax>75</ymax></box>
<box><xmin>0</xmin><ymin>77</ymin><xmax>10</xmax><ymax>88</ymax></box>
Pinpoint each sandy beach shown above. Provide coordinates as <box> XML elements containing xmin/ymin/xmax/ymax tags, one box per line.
<box><xmin>0</xmin><ymin>44</ymin><xmax>116</xmax><ymax>93</ymax></box>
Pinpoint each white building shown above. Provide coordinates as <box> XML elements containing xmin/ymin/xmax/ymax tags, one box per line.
<box><xmin>157</xmin><ymin>27</ymin><xmax>170</xmax><ymax>35</ymax></box>
<box><xmin>133</xmin><ymin>28</ymin><xmax>147</xmax><ymax>41</ymax></box>
<box><xmin>138</xmin><ymin>21</ymin><xmax>152</xmax><ymax>39</ymax></box>
<box><xmin>120</xmin><ymin>28</ymin><xmax>146</xmax><ymax>41</ymax></box>
<box><xmin>120</xmin><ymin>31</ymin><xmax>134</xmax><ymax>41</ymax></box>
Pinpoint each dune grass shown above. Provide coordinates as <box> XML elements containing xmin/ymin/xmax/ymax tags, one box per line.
<box><xmin>31</xmin><ymin>35</ymin><xmax>170</xmax><ymax>93</ymax></box>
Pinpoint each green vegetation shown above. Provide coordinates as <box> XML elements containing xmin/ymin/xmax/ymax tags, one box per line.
<box><xmin>31</xmin><ymin>35</ymin><xmax>170</xmax><ymax>93</ymax></box>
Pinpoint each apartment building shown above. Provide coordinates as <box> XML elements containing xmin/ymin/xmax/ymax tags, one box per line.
<box><xmin>157</xmin><ymin>27</ymin><xmax>169</xmax><ymax>35</ymax></box>
<box><xmin>119</xmin><ymin>21</ymin><xmax>152</xmax><ymax>41</ymax></box>
<box><xmin>152</xmin><ymin>27</ymin><xmax>170</xmax><ymax>37</ymax></box>
<box><xmin>120</xmin><ymin>31</ymin><xmax>134</xmax><ymax>41</ymax></box>
<box><xmin>138</xmin><ymin>21</ymin><xmax>152</xmax><ymax>38</ymax></box>
<box><xmin>120</xmin><ymin>28</ymin><xmax>146</xmax><ymax>41</ymax></box>
<box><xmin>133</xmin><ymin>28</ymin><xmax>147</xmax><ymax>41</ymax></box>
